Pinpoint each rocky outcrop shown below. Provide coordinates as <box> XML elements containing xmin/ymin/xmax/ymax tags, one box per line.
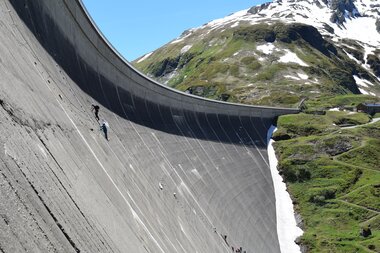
<box><xmin>248</xmin><ymin>2</ymin><xmax>271</xmax><ymax>15</ymax></box>
<box><xmin>329</xmin><ymin>0</ymin><xmax>360</xmax><ymax>25</ymax></box>
<box><xmin>233</xmin><ymin>23</ymin><xmax>337</xmax><ymax>56</ymax></box>
<box><xmin>146</xmin><ymin>52</ymin><xmax>196</xmax><ymax>77</ymax></box>
<box><xmin>316</xmin><ymin>135</ymin><xmax>355</xmax><ymax>156</ymax></box>
<box><xmin>367</xmin><ymin>54</ymin><xmax>380</xmax><ymax>77</ymax></box>
<box><xmin>323</xmin><ymin>23</ymin><xmax>335</xmax><ymax>34</ymax></box>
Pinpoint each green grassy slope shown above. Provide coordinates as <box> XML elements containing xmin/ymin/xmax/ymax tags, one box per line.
<box><xmin>274</xmin><ymin>97</ymin><xmax>380</xmax><ymax>253</ymax></box>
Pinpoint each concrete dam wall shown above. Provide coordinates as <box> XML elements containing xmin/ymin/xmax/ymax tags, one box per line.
<box><xmin>0</xmin><ymin>0</ymin><xmax>299</xmax><ymax>252</ymax></box>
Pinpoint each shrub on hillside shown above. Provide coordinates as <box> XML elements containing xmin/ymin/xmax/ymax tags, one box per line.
<box><xmin>309</xmin><ymin>188</ymin><xmax>337</xmax><ymax>205</ymax></box>
<box><xmin>278</xmin><ymin>159</ymin><xmax>311</xmax><ymax>182</ymax></box>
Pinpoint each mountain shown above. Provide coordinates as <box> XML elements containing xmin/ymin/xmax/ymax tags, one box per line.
<box><xmin>133</xmin><ymin>0</ymin><xmax>380</xmax><ymax>108</ymax></box>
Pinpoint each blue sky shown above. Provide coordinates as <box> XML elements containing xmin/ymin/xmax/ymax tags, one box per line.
<box><xmin>82</xmin><ymin>0</ymin><xmax>268</xmax><ymax>61</ymax></box>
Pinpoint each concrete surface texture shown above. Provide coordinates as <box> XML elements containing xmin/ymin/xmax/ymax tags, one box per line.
<box><xmin>0</xmin><ymin>0</ymin><xmax>298</xmax><ymax>252</ymax></box>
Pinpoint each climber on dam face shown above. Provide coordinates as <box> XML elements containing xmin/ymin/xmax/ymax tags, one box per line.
<box><xmin>91</xmin><ymin>104</ymin><xmax>100</xmax><ymax>121</ymax></box>
<box><xmin>100</xmin><ymin>119</ymin><xmax>109</xmax><ymax>141</ymax></box>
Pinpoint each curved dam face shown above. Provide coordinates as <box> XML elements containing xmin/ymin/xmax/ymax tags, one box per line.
<box><xmin>0</xmin><ymin>0</ymin><xmax>298</xmax><ymax>252</ymax></box>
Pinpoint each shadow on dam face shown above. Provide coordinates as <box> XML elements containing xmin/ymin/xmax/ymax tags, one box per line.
<box><xmin>8</xmin><ymin>0</ymin><xmax>297</xmax><ymax>148</ymax></box>
<box><xmin>0</xmin><ymin>0</ymin><xmax>297</xmax><ymax>252</ymax></box>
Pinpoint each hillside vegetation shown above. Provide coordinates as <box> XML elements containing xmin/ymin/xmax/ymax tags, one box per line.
<box><xmin>134</xmin><ymin>22</ymin><xmax>380</xmax><ymax>108</ymax></box>
<box><xmin>274</xmin><ymin>96</ymin><xmax>380</xmax><ymax>253</ymax></box>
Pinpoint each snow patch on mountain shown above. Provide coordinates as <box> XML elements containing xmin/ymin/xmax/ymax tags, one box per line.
<box><xmin>257</xmin><ymin>43</ymin><xmax>276</xmax><ymax>54</ymax></box>
<box><xmin>256</xmin><ymin>45</ymin><xmax>310</xmax><ymax>67</ymax></box>
<box><xmin>362</xmin><ymin>44</ymin><xmax>375</xmax><ymax>64</ymax></box>
<box><xmin>359</xmin><ymin>87</ymin><xmax>369</xmax><ymax>95</ymax></box>
<box><xmin>205</xmin><ymin>9</ymin><xmax>250</xmax><ymax>31</ymax></box>
<box><xmin>285</xmin><ymin>75</ymin><xmax>301</xmax><ymax>80</ymax></box>
<box><xmin>279</xmin><ymin>49</ymin><xmax>309</xmax><ymax>66</ymax></box>
<box><xmin>181</xmin><ymin>45</ymin><xmax>192</xmax><ymax>54</ymax></box>
<box><xmin>231</xmin><ymin>22</ymin><xmax>240</xmax><ymax>28</ymax></box>
<box><xmin>297</xmin><ymin>73</ymin><xmax>309</xmax><ymax>80</ymax></box>
<box><xmin>171</xmin><ymin>37</ymin><xmax>185</xmax><ymax>44</ymax></box>
<box><xmin>353</xmin><ymin>75</ymin><xmax>374</xmax><ymax>87</ymax></box>
<box><xmin>137</xmin><ymin>52</ymin><xmax>153</xmax><ymax>63</ymax></box>
<box><xmin>344</xmin><ymin>50</ymin><xmax>362</xmax><ymax>64</ymax></box>
<box><xmin>284</xmin><ymin>73</ymin><xmax>310</xmax><ymax>81</ymax></box>
<box><xmin>171</xmin><ymin>29</ymin><xmax>196</xmax><ymax>44</ymax></box>
<box><xmin>258</xmin><ymin>56</ymin><xmax>266</xmax><ymax>62</ymax></box>
<box><xmin>334</xmin><ymin>16</ymin><xmax>379</xmax><ymax>46</ymax></box>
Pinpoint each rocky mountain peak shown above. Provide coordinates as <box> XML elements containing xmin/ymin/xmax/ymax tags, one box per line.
<box><xmin>248</xmin><ymin>0</ymin><xmax>378</xmax><ymax>29</ymax></box>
